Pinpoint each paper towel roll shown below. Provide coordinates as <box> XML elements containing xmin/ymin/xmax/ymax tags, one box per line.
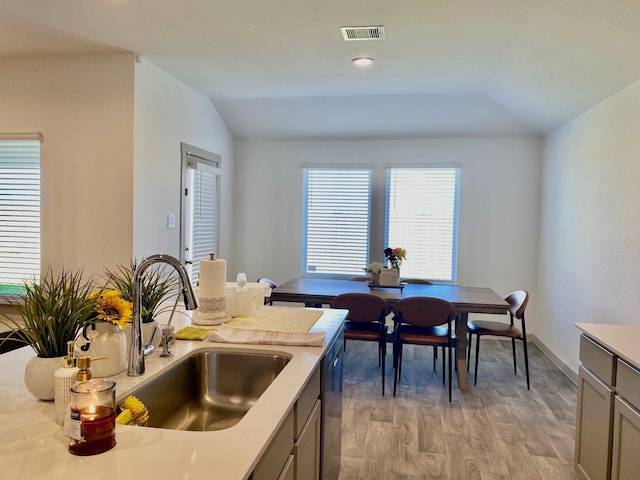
<box><xmin>198</xmin><ymin>257</ymin><xmax>226</xmax><ymax>318</ymax></box>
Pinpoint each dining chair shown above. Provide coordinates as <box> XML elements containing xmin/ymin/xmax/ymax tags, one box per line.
<box><xmin>256</xmin><ymin>277</ymin><xmax>277</xmax><ymax>305</ymax></box>
<box><xmin>466</xmin><ymin>289</ymin><xmax>530</xmax><ymax>389</ymax></box>
<box><xmin>391</xmin><ymin>297</ymin><xmax>458</xmax><ymax>401</ymax></box>
<box><xmin>330</xmin><ymin>293</ymin><xmax>392</xmax><ymax>395</ymax></box>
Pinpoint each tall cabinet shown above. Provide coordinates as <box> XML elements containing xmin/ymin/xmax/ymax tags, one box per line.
<box><xmin>575</xmin><ymin>324</ymin><xmax>640</xmax><ymax>480</ymax></box>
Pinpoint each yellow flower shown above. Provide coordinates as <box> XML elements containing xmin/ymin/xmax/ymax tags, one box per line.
<box><xmin>94</xmin><ymin>289</ymin><xmax>133</xmax><ymax>329</ymax></box>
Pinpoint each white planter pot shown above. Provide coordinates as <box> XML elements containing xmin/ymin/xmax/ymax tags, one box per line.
<box><xmin>24</xmin><ymin>355</ymin><xmax>64</xmax><ymax>400</ymax></box>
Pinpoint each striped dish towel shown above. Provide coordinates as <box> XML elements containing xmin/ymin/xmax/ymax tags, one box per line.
<box><xmin>208</xmin><ymin>324</ymin><xmax>325</xmax><ymax>346</ymax></box>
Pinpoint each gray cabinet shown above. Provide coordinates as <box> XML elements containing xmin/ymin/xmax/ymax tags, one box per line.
<box><xmin>277</xmin><ymin>456</ymin><xmax>295</xmax><ymax>480</ymax></box>
<box><xmin>252</xmin><ymin>366</ymin><xmax>322</xmax><ymax>480</ymax></box>
<box><xmin>294</xmin><ymin>400</ymin><xmax>321</xmax><ymax>479</ymax></box>
<box><xmin>575</xmin><ymin>365</ymin><xmax>615</xmax><ymax>480</ymax></box>
<box><xmin>252</xmin><ymin>410</ymin><xmax>295</xmax><ymax>480</ymax></box>
<box><xmin>611</xmin><ymin>359</ymin><xmax>640</xmax><ymax>480</ymax></box>
<box><xmin>575</xmin><ymin>335</ymin><xmax>640</xmax><ymax>480</ymax></box>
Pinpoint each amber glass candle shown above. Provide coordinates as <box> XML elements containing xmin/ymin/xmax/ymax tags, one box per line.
<box><xmin>65</xmin><ymin>380</ymin><xmax>117</xmax><ymax>456</ymax></box>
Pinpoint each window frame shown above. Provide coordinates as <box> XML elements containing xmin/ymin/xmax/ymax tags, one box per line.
<box><xmin>384</xmin><ymin>166</ymin><xmax>460</xmax><ymax>283</ymax></box>
<box><xmin>301</xmin><ymin>167</ymin><xmax>372</xmax><ymax>277</ymax></box>
<box><xmin>180</xmin><ymin>143</ymin><xmax>222</xmax><ymax>284</ymax></box>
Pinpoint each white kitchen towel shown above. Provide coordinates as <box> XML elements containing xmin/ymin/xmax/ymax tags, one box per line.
<box><xmin>208</xmin><ymin>323</ymin><xmax>325</xmax><ymax>346</ymax></box>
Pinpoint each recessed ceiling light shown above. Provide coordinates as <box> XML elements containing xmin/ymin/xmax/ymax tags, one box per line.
<box><xmin>352</xmin><ymin>57</ymin><xmax>375</xmax><ymax>66</ymax></box>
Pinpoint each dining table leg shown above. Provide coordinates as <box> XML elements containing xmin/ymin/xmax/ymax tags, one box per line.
<box><xmin>456</xmin><ymin>312</ymin><xmax>468</xmax><ymax>390</ymax></box>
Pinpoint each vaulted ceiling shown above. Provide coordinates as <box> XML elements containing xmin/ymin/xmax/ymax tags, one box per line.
<box><xmin>2</xmin><ymin>0</ymin><xmax>640</xmax><ymax>140</ymax></box>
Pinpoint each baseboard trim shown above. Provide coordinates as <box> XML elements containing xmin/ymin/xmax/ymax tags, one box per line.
<box><xmin>529</xmin><ymin>334</ymin><xmax>578</xmax><ymax>385</ymax></box>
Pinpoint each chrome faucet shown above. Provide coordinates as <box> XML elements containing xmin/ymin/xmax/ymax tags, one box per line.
<box><xmin>128</xmin><ymin>254</ymin><xmax>199</xmax><ymax>376</ymax></box>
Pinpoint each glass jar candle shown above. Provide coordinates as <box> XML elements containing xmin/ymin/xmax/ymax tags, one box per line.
<box><xmin>65</xmin><ymin>379</ymin><xmax>117</xmax><ymax>455</ymax></box>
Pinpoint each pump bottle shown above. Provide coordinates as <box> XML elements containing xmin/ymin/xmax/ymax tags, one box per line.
<box><xmin>54</xmin><ymin>341</ymin><xmax>78</xmax><ymax>425</ymax></box>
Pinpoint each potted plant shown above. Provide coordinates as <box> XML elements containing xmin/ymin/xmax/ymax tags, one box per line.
<box><xmin>104</xmin><ymin>259</ymin><xmax>178</xmax><ymax>347</ymax></box>
<box><xmin>0</xmin><ymin>268</ymin><xmax>97</xmax><ymax>400</ymax></box>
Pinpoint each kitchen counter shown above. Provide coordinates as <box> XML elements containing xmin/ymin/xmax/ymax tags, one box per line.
<box><xmin>575</xmin><ymin>322</ymin><xmax>640</xmax><ymax>368</ymax></box>
<box><xmin>0</xmin><ymin>307</ymin><xmax>346</xmax><ymax>480</ymax></box>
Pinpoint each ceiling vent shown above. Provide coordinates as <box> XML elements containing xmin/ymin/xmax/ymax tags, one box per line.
<box><xmin>340</xmin><ymin>26</ymin><xmax>385</xmax><ymax>41</ymax></box>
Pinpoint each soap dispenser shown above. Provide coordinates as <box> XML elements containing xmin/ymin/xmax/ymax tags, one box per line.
<box><xmin>75</xmin><ymin>355</ymin><xmax>93</xmax><ymax>382</ymax></box>
<box><xmin>54</xmin><ymin>341</ymin><xmax>78</xmax><ymax>425</ymax></box>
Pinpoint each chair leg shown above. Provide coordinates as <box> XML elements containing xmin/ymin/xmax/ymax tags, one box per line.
<box><xmin>448</xmin><ymin>345</ymin><xmax>452</xmax><ymax>402</ymax></box>
<box><xmin>433</xmin><ymin>346</ymin><xmax>437</xmax><ymax>371</ymax></box>
<box><xmin>512</xmin><ymin>338</ymin><xmax>517</xmax><ymax>375</ymax></box>
<box><xmin>474</xmin><ymin>334</ymin><xmax>480</xmax><ymax>385</ymax></box>
<box><xmin>522</xmin><ymin>337</ymin><xmax>530</xmax><ymax>390</ymax></box>
<box><xmin>381</xmin><ymin>338</ymin><xmax>386</xmax><ymax>396</ymax></box>
<box><xmin>393</xmin><ymin>343</ymin><xmax>403</xmax><ymax>397</ymax></box>
<box><xmin>467</xmin><ymin>332</ymin><xmax>472</xmax><ymax>372</ymax></box>
<box><xmin>442</xmin><ymin>346</ymin><xmax>445</xmax><ymax>384</ymax></box>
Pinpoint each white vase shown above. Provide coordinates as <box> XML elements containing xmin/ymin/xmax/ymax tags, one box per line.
<box><xmin>78</xmin><ymin>321</ymin><xmax>127</xmax><ymax>378</ymax></box>
<box><xmin>379</xmin><ymin>268</ymin><xmax>399</xmax><ymax>286</ymax></box>
<box><xmin>24</xmin><ymin>355</ymin><xmax>64</xmax><ymax>400</ymax></box>
<box><xmin>143</xmin><ymin>320</ymin><xmax>162</xmax><ymax>349</ymax></box>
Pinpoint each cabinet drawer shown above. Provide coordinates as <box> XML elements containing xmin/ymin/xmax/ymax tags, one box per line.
<box><xmin>616</xmin><ymin>359</ymin><xmax>640</xmax><ymax>410</ymax></box>
<box><xmin>295</xmin><ymin>367</ymin><xmax>320</xmax><ymax>439</ymax></box>
<box><xmin>580</xmin><ymin>335</ymin><xmax>616</xmax><ymax>385</ymax></box>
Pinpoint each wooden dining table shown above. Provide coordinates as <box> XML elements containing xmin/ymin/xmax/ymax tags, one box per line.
<box><xmin>271</xmin><ymin>277</ymin><xmax>509</xmax><ymax>390</ymax></box>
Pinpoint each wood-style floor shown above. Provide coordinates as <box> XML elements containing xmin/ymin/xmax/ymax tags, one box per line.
<box><xmin>338</xmin><ymin>338</ymin><xmax>577</xmax><ymax>480</ymax></box>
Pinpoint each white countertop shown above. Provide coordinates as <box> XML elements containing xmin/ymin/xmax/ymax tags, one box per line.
<box><xmin>0</xmin><ymin>307</ymin><xmax>345</xmax><ymax>480</ymax></box>
<box><xmin>576</xmin><ymin>322</ymin><xmax>640</xmax><ymax>369</ymax></box>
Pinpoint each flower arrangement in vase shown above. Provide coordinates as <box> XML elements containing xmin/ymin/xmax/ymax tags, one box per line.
<box><xmin>79</xmin><ymin>289</ymin><xmax>133</xmax><ymax>378</ymax></box>
<box><xmin>104</xmin><ymin>259</ymin><xmax>178</xmax><ymax>324</ymax></box>
<box><xmin>377</xmin><ymin>247</ymin><xmax>406</xmax><ymax>285</ymax></box>
<box><xmin>104</xmin><ymin>260</ymin><xmax>179</xmax><ymax>348</ymax></box>
<box><xmin>384</xmin><ymin>247</ymin><xmax>406</xmax><ymax>276</ymax></box>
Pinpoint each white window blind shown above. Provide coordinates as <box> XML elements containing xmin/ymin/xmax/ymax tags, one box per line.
<box><xmin>0</xmin><ymin>139</ymin><xmax>41</xmax><ymax>287</ymax></box>
<box><xmin>302</xmin><ymin>168</ymin><xmax>371</xmax><ymax>275</ymax></box>
<box><xmin>385</xmin><ymin>167</ymin><xmax>459</xmax><ymax>282</ymax></box>
<box><xmin>180</xmin><ymin>144</ymin><xmax>221</xmax><ymax>284</ymax></box>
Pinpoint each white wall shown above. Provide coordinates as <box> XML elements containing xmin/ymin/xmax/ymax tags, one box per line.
<box><xmin>133</xmin><ymin>60</ymin><xmax>234</xmax><ymax>265</ymax></box>
<box><xmin>0</xmin><ymin>54</ymin><xmax>234</xmax><ymax>281</ymax></box>
<box><xmin>538</xmin><ymin>79</ymin><xmax>640</xmax><ymax>373</ymax></box>
<box><xmin>0</xmin><ymin>54</ymin><xmax>135</xmax><ymax>276</ymax></box>
<box><xmin>233</xmin><ymin>137</ymin><xmax>542</xmax><ymax>328</ymax></box>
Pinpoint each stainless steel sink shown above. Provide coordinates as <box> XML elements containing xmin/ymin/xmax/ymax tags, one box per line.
<box><xmin>122</xmin><ymin>349</ymin><xmax>291</xmax><ymax>431</ymax></box>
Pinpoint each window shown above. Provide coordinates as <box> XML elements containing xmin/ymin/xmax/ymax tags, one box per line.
<box><xmin>385</xmin><ymin>167</ymin><xmax>459</xmax><ymax>282</ymax></box>
<box><xmin>0</xmin><ymin>136</ymin><xmax>41</xmax><ymax>291</ymax></box>
<box><xmin>180</xmin><ymin>143</ymin><xmax>221</xmax><ymax>284</ymax></box>
<box><xmin>302</xmin><ymin>168</ymin><xmax>371</xmax><ymax>275</ymax></box>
